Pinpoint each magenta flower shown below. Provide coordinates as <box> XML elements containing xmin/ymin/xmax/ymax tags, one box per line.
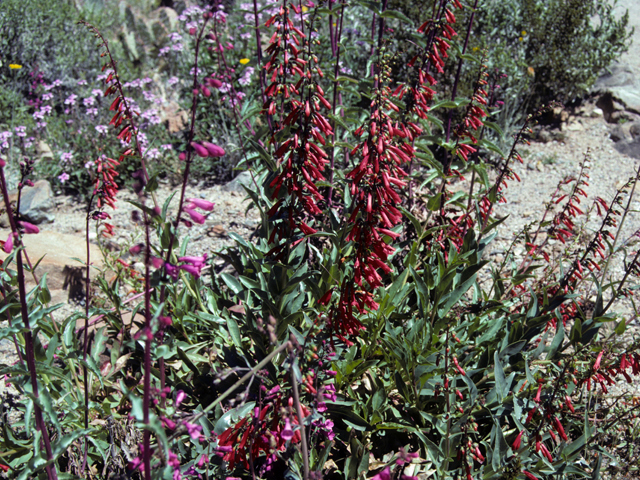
<box><xmin>202</xmin><ymin>141</ymin><xmax>225</xmax><ymax>157</ymax></box>
<box><xmin>372</xmin><ymin>467</ymin><xmax>391</xmax><ymax>480</ymax></box>
<box><xmin>191</xmin><ymin>142</ymin><xmax>209</xmax><ymax>158</ymax></box>
<box><xmin>129</xmin><ymin>243</ymin><xmax>143</xmax><ymax>255</ymax></box>
<box><xmin>159</xmin><ymin>316</ymin><xmax>173</xmax><ymax>328</ymax></box>
<box><xmin>151</xmin><ymin>256</ymin><xmax>165</xmax><ymax>269</ymax></box>
<box><xmin>178</xmin><ymin>254</ymin><xmax>207</xmax><ymax>265</ymax></box>
<box><xmin>3</xmin><ymin>233</ymin><xmax>14</xmax><ymax>253</ymax></box>
<box><xmin>179</xmin><ymin>264</ymin><xmax>201</xmax><ymax>277</ymax></box>
<box><xmin>186</xmin><ymin>198</ymin><xmax>215</xmax><ymax>211</ymax></box>
<box><xmin>19</xmin><ymin>221</ymin><xmax>39</xmax><ymax>234</ymax></box>
<box><xmin>197</xmin><ymin>453</ymin><xmax>209</xmax><ymax>468</ymax></box>
<box><xmin>175</xmin><ymin>390</ymin><xmax>187</xmax><ymax>407</ymax></box>
<box><xmin>165</xmin><ymin>263</ymin><xmax>179</xmax><ymax>280</ymax></box>
<box><xmin>161</xmin><ymin>416</ymin><xmax>176</xmax><ymax>430</ymax></box>
<box><xmin>281</xmin><ymin>418</ymin><xmax>294</xmax><ymax>441</ymax></box>
<box><xmin>184</xmin><ymin>207</ymin><xmax>206</xmax><ymax>225</ymax></box>
<box><xmin>185</xmin><ymin>422</ymin><xmax>202</xmax><ymax>441</ymax></box>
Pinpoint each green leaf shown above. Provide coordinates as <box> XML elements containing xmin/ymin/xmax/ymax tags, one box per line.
<box><xmin>221</xmin><ymin>272</ymin><xmax>243</xmax><ymax>295</ymax></box>
<box><xmin>145</xmin><ymin>172</ymin><xmax>159</xmax><ymax>193</ymax></box>
<box><xmin>494</xmin><ymin>351</ymin><xmax>506</xmax><ymax>403</ymax></box>
<box><xmin>380</xmin><ymin>9</ymin><xmax>412</xmax><ymax>24</ymax></box>
<box><xmin>226</xmin><ymin>316</ymin><xmax>242</xmax><ymax>348</ymax></box>
<box><xmin>547</xmin><ymin>317</ymin><xmax>564</xmax><ymax>360</ymax></box>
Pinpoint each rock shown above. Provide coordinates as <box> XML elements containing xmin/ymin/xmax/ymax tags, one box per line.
<box><xmin>591</xmin><ymin>107</ymin><xmax>604</xmax><ymax>117</ymax></box>
<box><xmin>222</xmin><ymin>171</ymin><xmax>254</xmax><ymax>193</ymax></box>
<box><xmin>594</xmin><ymin>64</ymin><xmax>636</xmax><ymax>90</ymax></box>
<box><xmin>596</xmin><ymin>93</ymin><xmax>627</xmax><ymax>123</ymax></box>
<box><xmin>566</xmin><ymin>121</ymin><xmax>584</xmax><ymax>131</ymax></box>
<box><xmin>0</xmin><ymin>230</ymin><xmax>103</xmax><ymax>302</ymax></box>
<box><xmin>552</xmin><ymin>106</ymin><xmax>569</xmax><ymax>123</ymax></box>
<box><xmin>610</xmin><ymin>124</ymin><xmax>630</xmax><ymax>143</ymax></box>
<box><xmin>207</xmin><ymin>225</ymin><xmax>227</xmax><ymax>237</ymax></box>
<box><xmin>593</xmin><ymin>64</ymin><xmax>640</xmax><ymax>116</ymax></box>
<box><xmin>36</xmin><ymin>141</ymin><xmax>53</xmax><ymax>159</ymax></box>
<box><xmin>161</xmin><ymin>101</ymin><xmax>189</xmax><ymax>133</ymax></box>
<box><xmin>614</xmin><ymin>138</ymin><xmax>640</xmax><ymax>160</ymax></box>
<box><xmin>537</xmin><ymin>129</ymin><xmax>552</xmax><ymax>143</ymax></box>
<box><xmin>629</xmin><ymin>121</ymin><xmax>640</xmax><ymax>139</ymax></box>
<box><xmin>610</xmin><ymin>110</ymin><xmax>634</xmax><ymax>124</ymax></box>
<box><xmin>19</xmin><ymin>180</ymin><xmax>55</xmax><ymax>224</ymax></box>
<box><xmin>536</xmin><ymin>161</ymin><xmax>544</xmax><ymax>172</ymax></box>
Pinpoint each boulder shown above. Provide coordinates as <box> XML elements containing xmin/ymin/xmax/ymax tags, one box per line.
<box><xmin>593</xmin><ymin>64</ymin><xmax>640</xmax><ymax>116</ymax></box>
<box><xmin>222</xmin><ymin>171</ymin><xmax>255</xmax><ymax>193</ymax></box>
<box><xmin>629</xmin><ymin>121</ymin><xmax>640</xmax><ymax>139</ymax></box>
<box><xmin>610</xmin><ymin>124</ymin><xmax>630</xmax><ymax>143</ymax></box>
<box><xmin>0</xmin><ymin>230</ymin><xmax>103</xmax><ymax>302</ymax></box>
<box><xmin>614</xmin><ymin>138</ymin><xmax>640</xmax><ymax>160</ymax></box>
<box><xmin>19</xmin><ymin>180</ymin><xmax>55</xmax><ymax>224</ymax></box>
<box><xmin>161</xmin><ymin>101</ymin><xmax>189</xmax><ymax>133</ymax></box>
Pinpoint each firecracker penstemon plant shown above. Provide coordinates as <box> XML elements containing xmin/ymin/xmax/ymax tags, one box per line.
<box><xmin>1</xmin><ymin>1</ymin><xmax>640</xmax><ymax>479</ymax></box>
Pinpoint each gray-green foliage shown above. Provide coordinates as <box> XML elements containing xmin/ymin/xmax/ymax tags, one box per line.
<box><xmin>0</xmin><ymin>0</ymin><xmax>97</xmax><ymax>91</ymax></box>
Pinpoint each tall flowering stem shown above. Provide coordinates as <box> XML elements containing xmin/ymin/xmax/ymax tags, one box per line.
<box><xmin>331</xmin><ymin>57</ymin><xmax>417</xmax><ymax>341</ymax></box>
<box><xmin>263</xmin><ymin>0</ymin><xmax>333</xmax><ymax>246</ymax></box>
<box><xmin>80</xmin><ymin>21</ymin><xmax>156</xmax><ymax>209</ymax></box>
<box><xmin>0</xmin><ymin>161</ymin><xmax>58</xmax><ymax>480</ymax></box>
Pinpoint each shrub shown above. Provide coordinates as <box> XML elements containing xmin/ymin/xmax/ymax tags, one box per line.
<box><xmin>0</xmin><ymin>2</ymin><xmax>639</xmax><ymax>480</ymax></box>
<box><xmin>472</xmin><ymin>0</ymin><xmax>632</xmax><ymax>133</ymax></box>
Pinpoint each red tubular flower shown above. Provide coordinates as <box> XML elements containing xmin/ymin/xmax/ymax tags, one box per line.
<box><xmin>512</xmin><ymin>430</ymin><xmax>524</xmax><ymax>450</ymax></box>
<box><xmin>593</xmin><ymin>350</ymin><xmax>603</xmax><ymax>371</ymax></box>
<box><xmin>565</xmin><ymin>395</ymin><xmax>575</xmax><ymax>413</ymax></box>
<box><xmin>553</xmin><ymin>416</ymin><xmax>568</xmax><ymax>441</ymax></box>
<box><xmin>263</xmin><ymin>1</ymin><xmax>332</xmax><ymax>244</ymax></box>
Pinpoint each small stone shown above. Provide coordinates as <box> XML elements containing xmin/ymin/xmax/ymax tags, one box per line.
<box><xmin>536</xmin><ymin>161</ymin><xmax>544</xmax><ymax>172</ymax></box>
<box><xmin>592</xmin><ymin>107</ymin><xmax>603</xmax><ymax>117</ymax></box>
<box><xmin>207</xmin><ymin>225</ymin><xmax>227</xmax><ymax>237</ymax></box>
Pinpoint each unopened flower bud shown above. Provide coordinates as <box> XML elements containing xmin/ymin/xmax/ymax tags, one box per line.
<box><xmin>202</xmin><ymin>142</ymin><xmax>225</xmax><ymax>157</ymax></box>
<box><xmin>191</xmin><ymin>142</ymin><xmax>209</xmax><ymax>158</ymax></box>
<box><xmin>19</xmin><ymin>221</ymin><xmax>39</xmax><ymax>234</ymax></box>
<box><xmin>208</xmin><ymin>78</ymin><xmax>222</xmax><ymax>89</ymax></box>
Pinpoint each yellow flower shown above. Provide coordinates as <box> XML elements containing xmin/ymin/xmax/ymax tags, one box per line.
<box><xmin>518</xmin><ymin>37</ymin><xmax>523</xmax><ymax>42</ymax></box>
<box><xmin>9</xmin><ymin>64</ymin><xmax>22</xmax><ymax>69</ymax></box>
<box><xmin>302</xmin><ymin>6</ymin><xmax>308</xmax><ymax>12</ymax></box>
<box><xmin>521</xmin><ymin>30</ymin><xmax>527</xmax><ymax>36</ymax></box>
<box><xmin>527</xmin><ymin>66</ymin><xmax>535</xmax><ymax>76</ymax></box>
<box><xmin>472</xmin><ymin>46</ymin><xmax>479</xmax><ymax>52</ymax></box>
<box><xmin>239</xmin><ymin>58</ymin><xmax>250</xmax><ymax>65</ymax></box>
